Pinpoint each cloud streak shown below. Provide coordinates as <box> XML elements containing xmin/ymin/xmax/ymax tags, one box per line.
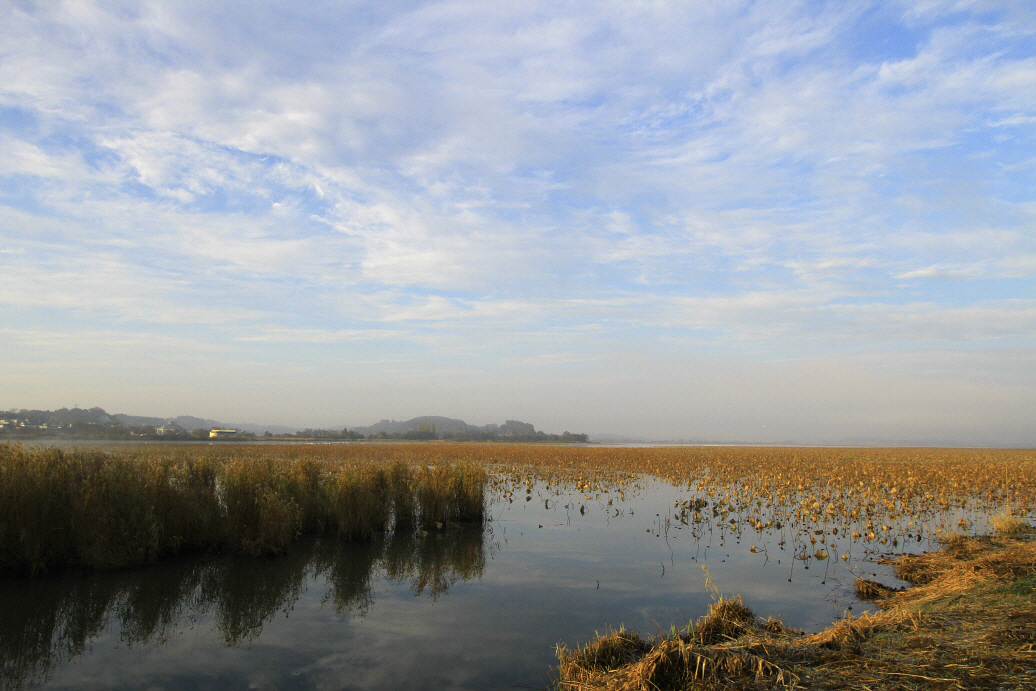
<box><xmin>0</xmin><ymin>0</ymin><xmax>1033</xmax><ymax>442</ymax></box>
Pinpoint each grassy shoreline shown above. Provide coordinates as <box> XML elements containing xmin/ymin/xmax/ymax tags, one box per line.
<box><xmin>0</xmin><ymin>443</ymin><xmax>486</xmax><ymax>574</ymax></box>
<box><xmin>556</xmin><ymin>530</ymin><xmax>1036</xmax><ymax>690</ymax></box>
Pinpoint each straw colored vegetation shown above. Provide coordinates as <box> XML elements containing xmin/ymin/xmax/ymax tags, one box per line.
<box><xmin>557</xmin><ymin>532</ymin><xmax>1036</xmax><ymax>690</ymax></box>
<box><xmin>992</xmin><ymin>511</ymin><xmax>1031</xmax><ymax>536</ymax></box>
<box><xmin>3</xmin><ymin>441</ymin><xmax>1032</xmax><ymax>575</ymax></box>
<box><xmin>0</xmin><ymin>443</ymin><xmax>485</xmax><ymax>574</ymax></box>
<box><xmin>482</xmin><ymin>445</ymin><xmax>1034</xmax><ymax>583</ymax></box>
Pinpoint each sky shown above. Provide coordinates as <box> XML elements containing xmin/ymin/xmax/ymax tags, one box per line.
<box><xmin>1</xmin><ymin>1</ymin><xmax>1034</xmax><ymax>444</ymax></box>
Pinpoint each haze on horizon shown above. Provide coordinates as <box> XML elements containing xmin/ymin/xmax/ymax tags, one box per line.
<box><xmin>1</xmin><ymin>2</ymin><xmax>1034</xmax><ymax>446</ymax></box>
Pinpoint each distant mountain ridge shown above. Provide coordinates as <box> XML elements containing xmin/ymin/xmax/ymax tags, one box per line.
<box><xmin>0</xmin><ymin>407</ymin><xmax>571</xmax><ymax>440</ymax></box>
<box><xmin>349</xmin><ymin>416</ymin><xmax>569</xmax><ymax>439</ymax></box>
<box><xmin>351</xmin><ymin>416</ymin><xmax>473</xmax><ymax>436</ymax></box>
<box><xmin>0</xmin><ymin>407</ymin><xmax>296</xmax><ymax>436</ymax></box>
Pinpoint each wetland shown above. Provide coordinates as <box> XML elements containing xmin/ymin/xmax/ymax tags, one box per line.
<box><xmin>1</xmin><ymin>443</ymin><xmax>1033</xmax><ymax>689</ymax></box>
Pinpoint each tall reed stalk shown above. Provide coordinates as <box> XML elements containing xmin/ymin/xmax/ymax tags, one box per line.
<box><xmin>0</xmin><ymin>443</ymin><xmax>486</xmax><ymax>574</ymax></box>
<box><xmin>415</xmin><ymin>462</ymin><xmax>486</xmax><ymax>526</ymax></box>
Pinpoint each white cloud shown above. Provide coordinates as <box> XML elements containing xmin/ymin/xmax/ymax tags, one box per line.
<box><xmin>896</xmin><ymin>264</ymin><xmax>981</xmax><ymax>280</ymax></box>
<box><xmin>0</xmin><ymin>1</ymin><xmax>1033</xmax><ymax>441</ymax></box>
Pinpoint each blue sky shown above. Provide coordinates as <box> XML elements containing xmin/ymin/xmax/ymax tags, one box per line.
<box><xmin>1</xmin><ymin>1</ymin><xmax>1034</xmax><ymax>443</ymax></box>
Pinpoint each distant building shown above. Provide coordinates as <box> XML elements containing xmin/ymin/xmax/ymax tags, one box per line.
<box><xmin>157</xmin><ymin>422</ymin><xmax>184</xmax><ymax>436</ymax></box>
<box><xmin>418</xmin><ymin>422</ymin><xmax>437</xmax><ymax>434</ymax></box>
<box><xmin>209</xmin><ymin>429</ymin><xmax>241</xmax><ymax>439</ymax></box>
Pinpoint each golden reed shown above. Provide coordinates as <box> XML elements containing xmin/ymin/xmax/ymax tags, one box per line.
<box><xmin>0</xmin><ymin>443</ymin><xmax>485</xmax><ymax>574</ymax></box>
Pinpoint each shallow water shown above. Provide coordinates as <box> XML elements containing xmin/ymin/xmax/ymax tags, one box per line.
<box><xmin>0</xmin><ymin>477</ymin><xmax>973</xmax><ymax>690</ymax></box>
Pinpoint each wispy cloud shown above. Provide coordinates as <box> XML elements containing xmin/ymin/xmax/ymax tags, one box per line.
<box><xmin>0</xmin><ymin>1</ymin><xmax>1033</xmax><ymax>441</ymax></box>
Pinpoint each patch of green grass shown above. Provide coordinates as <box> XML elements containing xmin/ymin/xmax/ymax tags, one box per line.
<box><xmin>1002</xmin><ymin>573</ymin><xmax>1036</xmax><ymax>596</ymax></box>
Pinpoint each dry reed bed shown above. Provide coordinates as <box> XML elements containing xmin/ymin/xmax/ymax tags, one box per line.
<box><xmin>481</xmin><ymin>444</ymin><xmax>1034</xmax><ymax>571</ymax></box>
<box><xmin>0</xmin><ymin>443</ymin><xmax>485</xmax><ymax>574</ymax></box>
<box><xmin>5</xmin><ymin>442</ymin><xmax>1030</xmax><ymax>574</ymax></box>
<box><xmin>557</xmin><ymin>532</ymin><xmax>1036</xmax><ymax>690</ymax></box>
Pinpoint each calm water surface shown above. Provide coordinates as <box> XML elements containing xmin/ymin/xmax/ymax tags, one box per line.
<box><xmin>1</xmin><ymin>477</ymin><xmax>955</xmax><ymax>690</ymax></box>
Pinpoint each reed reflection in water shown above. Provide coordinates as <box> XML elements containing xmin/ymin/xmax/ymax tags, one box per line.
<box><xmin>0</xmin><ymin>525</ymin><xmax>488</xmax><ymax>690</ymax></box>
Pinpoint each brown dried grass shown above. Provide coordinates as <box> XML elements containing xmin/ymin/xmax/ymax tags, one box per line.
<box><xmin>688</xmin><ymin>596</ymin><xmax>757</xmax><ymax>645</ymax></box>
<box><xmin>557</xmin><ymin>534</ymin><xmax>1036</xmax><ymax>690</ymax></box>
<box><xmin>558</xmin><ymin>634</ymin><xmax>799</xmax><ymax>691</ymax></box>
<box><xmin>991</xmin><ymin>512</ymin><xmax>1031</xmax><ymax>536</ymax></box>
<box><xmin>0</xmin><ymin>443</ymin><xmax>486</xmax><ymax>573</ymax></box>
<box><xmin>557</xmin><ymin>596</ymin><xmax>801</xmax><ymax>690</ymax></box>
<box><xmin>557</xmin><ymin>627</ymin><xmax>652</xmax><ymax>683</ymax></box>
<box><xmin>853</xmin><ymin>578</ymin><xmax>899</xmax><ymax>600</ymax></box>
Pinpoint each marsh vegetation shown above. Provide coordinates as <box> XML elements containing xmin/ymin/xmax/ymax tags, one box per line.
<box><xmin>0</xmin><ymin>443</ymin><xmax>485</xmax><ymax>574</ymax></box>
<box><xmin>557</xmin><ymin>532</ymin><xmax>1036</xmax><ymax>690</ymax></box>
<box><xmin>0</xmin><ymin>442</ymin><xmax>1032</xmax><ymax>689</ymax></box>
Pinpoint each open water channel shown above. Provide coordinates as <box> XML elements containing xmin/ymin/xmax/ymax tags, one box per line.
<box><xmin>1</xmin><ymin>476</ymin><xmax>966</xmax><ymax>690</ymax></box>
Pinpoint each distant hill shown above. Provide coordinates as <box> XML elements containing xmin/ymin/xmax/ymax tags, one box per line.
<box><xmin>113</xmin><ymin>413</ymin><xmax>296</xmax><ymax>436</ymax></box>
<box><xmin>351</xmin><ymin>416</ymin><xmax>485</xmax><ymax>437</ymax></box>
<box><xmin>0</xmin><ymin>407</ymin><xmax>295</xmax><ymax>436</ymax></box>
<box><xmin>349</xmin><ymin>416</ymin><xmax>586</xmax><ymax>442</ymax></box>
<box><xmin>110</xmin><ymin>412</ymin><xmax>222</xmax><ymax>430</ymax></box>
<box><xmin>589</xmin><ymin>433</ymin><xmax>650</xmax><ymax>443</ymax></box>
<box><xmin>351</xmin><ymin>416</ymin><xmax>551</xmax><ymax>437</ymax></box>
<box><xmin>1</xmin><ymin>407</ymin><xmax>583</xmax><ymax>441</ymax></box>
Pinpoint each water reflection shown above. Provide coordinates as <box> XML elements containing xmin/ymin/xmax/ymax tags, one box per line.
<box><xmin>4</xmin><ymin>474</ymin><xmax>1020</xmax><ymax>691</ymax></box>
<box><xmin>0</xmin><ymin>526</ymin><xmax>487</xmax><ymax>690</ymax></box>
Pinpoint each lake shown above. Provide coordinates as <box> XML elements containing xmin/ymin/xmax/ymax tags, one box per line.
<box><xmin>0</xmin><ymin>475</ymin><xmax>976</xmax><ymax>690</ymax></box>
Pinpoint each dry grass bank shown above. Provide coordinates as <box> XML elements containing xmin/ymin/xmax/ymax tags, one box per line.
<box><xmin>557</xmin><ymin>531</ymin><xmax>1036</xmax><ymax>690</ymax></box>
<box><xmin>0</xmin><ymin>443</ymin><xmax>486</xmax><ymax>574</ymax></box>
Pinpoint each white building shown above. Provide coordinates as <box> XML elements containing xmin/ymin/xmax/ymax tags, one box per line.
<box><xmin>209</xmin><ymin>429</ymin><xmax>241</xmax><ymax>439</ymax></box>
